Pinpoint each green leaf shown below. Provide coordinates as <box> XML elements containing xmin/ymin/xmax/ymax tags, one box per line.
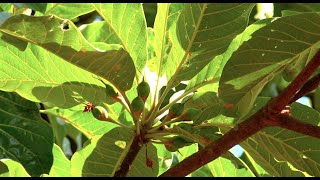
<box><xmin>0</xmin><ymin>4</ymin><xmax>13</xmax><ymax>13</ymax></box>
<box><xmin>0</xmin><ymin>159</ymin><xmax>30</xmax><ymax>177</ymax></box>
<box><xmin>33</xmin><ymin>3</ymin><xmax>95</xmax><ymax>19</ymax></box>
<box><xmin>241</xmin><ymin>140</ymin><xmax>305</xmax><ymax>177</ymax></box>
<box><xmin>153</xmin><ymin>144</ymin><xmax>173</xmax><ymax>176</ymax></box>
<box><xmin>48</xmin><ymin>144</ymin><xmax>71</xmax><ymax>177</ymax></box>
<box><xmin>43</xmin><ymin>104</ymin><xmax>120</xmax><ymax>139</ymax></box>
<box><xmin>240</xmin><ymin>97</ymin><xmax>320</xmax><ymax>176</ymax></box>
<box><xmin>186</xmin><ymin>18</ymin><xmax>274</xmax><ymax>93</ymax></box>
<box><xmin>92</xmin><ymin>3</ymin><xmax>148</xmax><ymax>76</ymax></box>
<box><xmin>0</xmin><ymin>91</ymin><xmax>54</xmax><ymax>176</ymax></box>
<box><xmin>219</xmin><ymin>13</ymin><xmax>320</xmax><ymax>117</ymax></box>
<box><xmin>165</xmin><ymin>3</ymin><xmax>255</xmax><ymax>86</ymax></box>
<box><xmin>12</xmin><ymin>3</ymin><xmax>48</xmax><ymax>14</ymax></box>
<box><xmin>71</xmin><ymin>127</ymin><xmax>158</xmax><ymax>177</ymax></box>
<box><xmin>282</xmin><ymin>3</ymin><xmax>320</xmax><ymax>13</ymax></box>
<box><xmin>0</xmin><ymin>14</ymin><xmax>135</xmax><ymax>92</ymax></box>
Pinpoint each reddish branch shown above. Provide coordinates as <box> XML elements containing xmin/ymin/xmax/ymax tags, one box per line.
<box><xmin>289</xmin><ymin>73</ymin><xmax>320</xmax><ymax>104</ymax></box>
<box><xmin>159</xmin><ymin>51</ymin><xmax>320</xmax><ymax>177</ymax></box>
<box><xmin>274</xmin><ymin>114</ymin><xmax>320</xmax><ymax>138</ymax></box>
<box><xmin>114</xmin><ymin>134</ymin><xmax>143</xmax><ymax>177</ymax></box>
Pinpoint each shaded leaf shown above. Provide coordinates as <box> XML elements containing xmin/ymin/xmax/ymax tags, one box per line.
<box><xmin>0</xmin><ymin>91</ymin><xmax>53</xmax><ymax>176</ymax></box>
<box><xmin>0</xmin><ymin>159</ymin><xmax>30</xmax><ymax>177</ymax></box>
<box><xmin>219</xmin><ymin>13</ymin><xmax>320</xmax><ymax>117</ymax></box>
<box><xmin>71</xmin><ymin>127</ymin><xmax>158</xmax><ymax>177</ymax></box>
<box><xmin>0</xmin><ymin>14</ymin><xmax>135</xmax><ymax>92</ymax></box>
<box><xmin>92</xmin><ymin>3</ymin><xmax>148</xmax><ymax>76</ymax></box>
<box><xmin>184</xmin><ymin>91</ymin><xmax>222</xmax><ymax>124</ymax></box>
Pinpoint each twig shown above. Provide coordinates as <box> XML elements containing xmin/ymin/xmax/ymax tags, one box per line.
<box><xmin>272</xmin><ymin>114</ymin><xmax>320</xmax><ymax>138</ymax></box>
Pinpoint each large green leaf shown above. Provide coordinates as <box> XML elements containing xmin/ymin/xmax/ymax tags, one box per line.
<box><xmin>219</xmin><ymin>13</ymin><xmax>320</xmax><ymax>117</ymax></box>
<box><xmin>186</xmin><ymin>18</ymin><xmax>274</xmax><ymax>93</ymax></box>
<box><xmin>71</xmin><ymin>127</ymin><xmax>158</xmax><ymax>177</ymax></box>
<box><xmin>48</xmin><ymin>144</ymin><xmax>71</xmax><ymax>177</ymax></box>
<box><xmin>164</xmin><ymin>3</ymin><xmax>255</xmax><ymax>86</ymax></box>
<box><xmin>0</xmin><ymin>91</ymin><xmax>54</xmax><ymax>176</ymax></box>
<box><xmin>239</xmin><ymin>97</ymin><xmax>320</xmax><ymax>176</ymax></box>
<box><xmin>92</xmin><ymin>3</ymin><xmax>148</xmax><ymax>76</ymax></box>
<box><xmin>0</xmin><ymin>14</ymin><xmax>135</xmax><ymax>92</ymax></box>
<box><xmin>0</xmin><ymin>159</ymin><xmax>30</xmax><ymax>177</ymax></box>
<box><xmin>153</xmin><ymin>144</ymin><xmax>173</xmax><ymax>176</ymax></box>
<box><xmin>0</xmin><ymin>38</ymin><xmax>111</xmax><ymax>108</ymax></box>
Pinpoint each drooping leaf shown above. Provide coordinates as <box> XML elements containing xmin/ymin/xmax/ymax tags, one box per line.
<box><xmin>92</xmin><ymin>3</ymin><xmax>148</xmax><ymax>76</ymax></box>
<box><xmin>48</xmin><ymin>144</ymin><xmax>71</xmax><ymax>177</ymax></box>
<box><xmin>164</xmin><ymin>3</ymin><xmax>255</xmax><ymax>87</ymax></box>
<box><xmin>0</xmin><ymin>91</ymin><xmax>54</xmax><ymax>176</ymax></box>
<box><xmin>219</xmin><ymin>13</ymin><xmax>320</xmax><ymax>117</ymax></box>
<box><xmin>186</xmin><ymin>18</ymin><xmax>274</xmax><ymax>93</ymax></box>
<box><xmin>0</xmin><ymin>14</ymin><xmax>136</xmax><ymax>92</ymax></box>
<box><xmin>0</xmin><ymin>159</ymin><xmax>30</xmax><ymax>177</ymax></box>
<box><xmin>71</xmin><ymin>127</ymin><xmax>158</xmax><ymax>177</ymax></box>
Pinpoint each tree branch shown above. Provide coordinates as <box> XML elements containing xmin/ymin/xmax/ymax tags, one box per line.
<box><xmin>289</xmin><ymin>73</ymin><xmax>320</xmax><ymax>104</ymax></box>
<box><xmin>273</xmin><ymin>114</ymin><xmax>320</xmax><ymax>138</ymax></box>
<box><xmin>268</xmin><ymin>51</ymin><xmax>320</xmax><ymax>112</ymax></box>
<box><xmin>114</xmin><ymin>134</ymin><xmax>143</xmax><ymax>177</ymax></box>
<box><xmin>159</xmin><ymin>50</ymin><xmax>320</xmax><ymax>177</ymax></box>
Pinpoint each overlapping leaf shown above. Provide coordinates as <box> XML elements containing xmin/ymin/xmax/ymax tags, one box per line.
<box><xmin>92</xmin><ymin>3</ymin><xmax>148</xmax><ymax>75</ymax></box>
<box><xmin>0</xmin><ymin>14</ymin><xmax>135</xmax><ymax>92</ymax></box>
<box><xmin>71</xmin><ymin>127</ymin><xmax>158</xmax><ymax>177</ymax></box>
<box><xmin>219</xmin><ymin>13</ymin><xmax>320</xmax><ymax>117</ymax></box>
<box><xmin>0</xmin><ymin>91</ymin><xmax>53</xmax><ymax>176</ymax></box>
<box><xmin>186</xmin><ymin>18</ymin><xmax>274</xmax><ymax>93</ymax></box>
<box><xmin>47</xmin><ymin>144</ymin><xmax>71</xmax><ymax>177</ymax></box>
<box><xmin>164</xmin><ymin>3</ymin><xmax>255</xmax><ymax>87</ymax></box>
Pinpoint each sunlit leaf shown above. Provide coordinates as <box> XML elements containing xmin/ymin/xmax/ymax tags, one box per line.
<box><xmin>48</xmin><ymin>144</ymin><xmax>71</xmax><ymax>177</ymax></box>
<box><xmin>0</xmin><ymin>159</ymin><xmax>30</xmax><ymax>177</ymax></box>
<box><xmin>92</xmin><ymin>3</ymin><xmax>148</xmax><ymax>76</ymax></box>
<box><xmin>0</xmin><ymin>14</ymin><xmax>135</xmax><ymax>92</ymax></box>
